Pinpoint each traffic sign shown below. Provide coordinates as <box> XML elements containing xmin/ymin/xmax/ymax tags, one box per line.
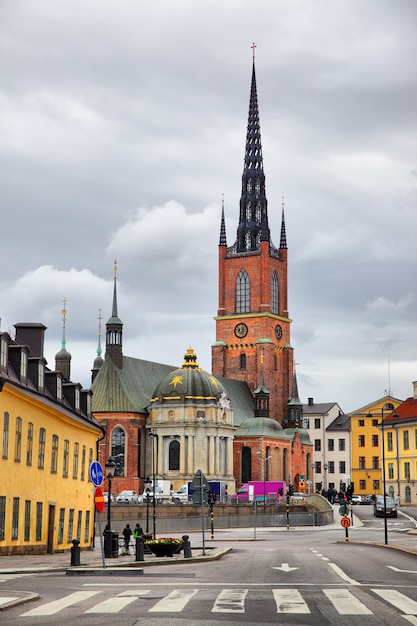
<box><xmin>95</xmin><ymin>486</ymin><xmax>105</xmax><ymax>513</ymax></box>
<box><xmin>89</xmin><ymin>461</ymin><xmax>104</xmax><ymax>487</ymax></box>
<box><xmin>339</xmin><ymin>504</ymin><xmax>349</xmax><ymax>516</ymax></box>
<box><xmin>191</xmin><ymin>469</ymin><xmax>209</xmax><ymax>491</ymax></box>
<box><xmin>340</xmin><ymin>516</ymin><xmax>351</xmax><ymax>528</ymax></box>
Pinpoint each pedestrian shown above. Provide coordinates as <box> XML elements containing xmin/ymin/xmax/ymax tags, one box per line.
<box><xmin>395</xmin><ymin>495</ymin><xmax>401</xmax><ymax>506</ymax></box>
<box><xmin>122</xmin><ymin>523</ymin><xmax>132</xmax><ymax>551</ymax></box>
<box><xmin>133</xmin><ymin>523</ymin><xmax>143</xmax><ymax>539</ymax></box>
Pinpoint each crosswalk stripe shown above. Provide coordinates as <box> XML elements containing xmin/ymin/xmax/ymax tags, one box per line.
<box><xmin>372</xmin><ymin>589</ymin><xmax>417</xmax><ymax>615</ymax></box>
<box><xmin>85</xmin><ymin>596</ymin><xmax>138</xmax><ymax>613</ymax></box>
<box><xmin>272</xmin><ymin>589</ymin><xmax>310</xmax><ymax>614</ymax></box>
<box><xmin>21</xmin><ymin>591</ymin><xmax>101</xmax><ymax>616</ymax></box>
<box><xmin>148</xmin><ymin>588</ymin><xmax>198</xmax><ymax>612</ymax></box>
<box><xmin>323</xmin><ymin>589</ymin><xmax>372</xmax><ymax>615</ymax></box>
<box><xmin>212</xmin><ymin>589</ymin><xmax>247</xmax><ymax>613</ymax></box>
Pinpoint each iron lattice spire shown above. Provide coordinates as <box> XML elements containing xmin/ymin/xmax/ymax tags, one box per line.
<box><xmin>219</xmin><ymin>194</ymin><xmax>227</xmax><ymax>246</ymax></box>
<box><xmin>280</xmin><ymin>197</ymin><xmax>287</xmax><ymax>249</ymax></box>
<box><xmin>235</xmin><ymin>54</ymin><xmax>271</xmax><ymax>253</ymax></box>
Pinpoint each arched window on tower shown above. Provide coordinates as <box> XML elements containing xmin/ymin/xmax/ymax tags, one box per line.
<box><xmin>241</xmin><ymin>446</ymin><xmax>252</xmax><ymax>483</ymax></box>
<box><xmin>111</xmin><ymin>427</ymin><xmax>125</xmax><ymax>477</ymax></box>
<box><xmin>271</xmin><ymin>272</ymin><xmax>279</xmax><ymax>315</ymax></box>
<box><xmin>169</xmin><ymin>440</ymin><xmax>180</xmax><ymax>471</ymax></box>
<box><xmin>236</xmin><ymin>270</ymin><xmax>250</xmax><ymax>313</ymax></box>
<box><xmin>240</xmin><ymin>353</ymin><xmax>246</xmax><ymax>370</ymax></box>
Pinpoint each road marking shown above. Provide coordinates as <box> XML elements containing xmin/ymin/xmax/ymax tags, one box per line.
<box><xmin>372</xmin><ymin>589</ymin><xmax>417</xmax><ymax>615</ymax></box>
<box><xmin>85</xmin><ymin>596</ymin><xmax>138</xmax><ymax>613</ymax></box>
<box><xmin>328</xmin><ymin>562</ymin><xmax>360</xmax><ymax>586</ymax></box>
<box><xmin>403</xmin><ymin>617</ymin><xmax>417</xmax><ymax>625</ymax></box>
<box><xmin>21</xmin><ymin>591</ymin><xmax>101</xmax><ymax>616</ymax></box>
<box><xmin>212</xmin><ymin>589</ymin><xmax>247</xmax><ymax>613</ymax></box>
<box><xmin>148</xmin><ymin>588</ymin><xmax>198</xmax><ymax>612</ymax></box>
<box><xmin>117</xmin><ymin>589</ymin><xmax>150</xmax><ymax>596</ymax></box>
<box><xmin>0</xmin><ymin>597</ymin><xmax>18</xmax><ymax>607</ymax></box>
<box><xmin>273</xmin><ymin>589</ymin><xmax>310</xmax><ymax>614</ymax></box>
<box><xmin>387</xmin><ymin>566</ymin><xmax>417</xmax><ymax>574</ymax></box>
<box><xmin>323</xmin><ymin>588</ymin><xmax>372</xmax><ymax>615</ymax></box>
<box><xmin>273</xmin><ymin>563</ymin><xmax>299</xmax><ymax>572</ymax></box>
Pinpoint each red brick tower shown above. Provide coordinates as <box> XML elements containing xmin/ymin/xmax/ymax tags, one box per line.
<box><xmin>212</xmin><ymin>59</ymin><xmax>293</xmax><ymax>424</ymax></box>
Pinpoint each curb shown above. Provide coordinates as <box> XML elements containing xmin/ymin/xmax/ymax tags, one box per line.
<box><xmin>0</xmin><ymin>591</ymin><xmax>39</xmax><ymax>612</ymax></box>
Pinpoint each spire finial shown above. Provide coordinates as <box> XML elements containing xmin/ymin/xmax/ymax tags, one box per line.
<box><xmin>251</xmin><ymin>42</ymin><xmax>257</xmax><ymax>61</ymax></box>
<box><xmin>97</xmin><ymin>308</ymin><xmax>102</xmax><ymax>358</ymax></box>
<box><xmin>61</xmin><ymin>298</ymin><xmax>67</xmax><ymax>350</ymax></box>
<box><xmin>280</xmin><ymin>196</ymin><xmax>288</xmax><ymax>249</ymax></box>
<box><xmin>113</xmin><ymin>259</ymin><xmax>117</xmax><ymax>280</ymax></box>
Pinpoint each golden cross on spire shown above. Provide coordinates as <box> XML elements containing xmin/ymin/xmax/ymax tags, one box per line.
<box><xmin>61</xmin><ymin>298</ymin><xmax>67</xmax><ymax>328</ymax></box>
<box><xmin>251</xmin><ymin>42</ymin><xmax>257</xmax><ymax>61</ymax></box>
<box><xmin>97</xmin><ymin>308</ymin><xmax>102</xmax><ymax>337</ymax></box>
<box><xmin>113</xmin><ymin>259</ymin><xmax>117</xmax><ymax>280</ymax></box>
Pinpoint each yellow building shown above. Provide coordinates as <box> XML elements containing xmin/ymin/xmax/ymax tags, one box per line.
<box><xmin>350</xmin><ymin>395</ymin><xmax>402</xmax><ymax>498</ymax></box>
<box><xmin>383</xmin><ymin>382</ymin><xmax>417</xmax><ymax>505</ymax></box>
<box><xmin>0</xmin><ymin>323</ymin><xmax>103</xmax><ymax>555</ymax></box>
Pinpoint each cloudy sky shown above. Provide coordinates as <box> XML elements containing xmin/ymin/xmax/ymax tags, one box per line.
<box><xmin>1</xmin><ymin>0</ymin><xmax>416</xmax><ymax>413</ymax></box>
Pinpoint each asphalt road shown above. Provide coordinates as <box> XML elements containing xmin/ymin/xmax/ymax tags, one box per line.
<box><xmin>2</xmin><ymin>515</ymin><xmax>417</xmax><ymax>625</ymax></box>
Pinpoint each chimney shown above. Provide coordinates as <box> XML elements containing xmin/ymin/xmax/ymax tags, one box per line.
<box><xmin>14</xmin><ymin>323</ymin><xmax>47</xmax><ymax>357</ymax></box>
<box><xmin>413</xmin><ymin>381</ymin><xmax>417</xmax><ymax>400</ymax></box>
<box><xmin>308</xmin><ymin>397</ymin><xmax>314</xmax><ymax>406</ymax></box>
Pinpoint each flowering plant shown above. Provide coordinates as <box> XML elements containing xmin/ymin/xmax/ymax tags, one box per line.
<box><xmin>145</xmin><ymin>537</ymin><xmax>182</xmax><ymax>546</ymax></box>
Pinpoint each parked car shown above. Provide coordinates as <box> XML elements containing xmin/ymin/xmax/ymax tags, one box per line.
<box><xmin>373</xmin><ymin>495</ymin><xmax>397</xmax><ymax>517</ymax></box>
<box><xmin>103</xmin><ymin>491</ymin><xmax>115</xmax><ymax>504</ymax></box>
<box><xmin>116</xmin><ymin>490</ymin><xmax>138</xmax><ymax>504</ymax></box>
<box><xmin>351</xmin><ymin>494</ymin><xmax>367</xmax><ymax>505</ymax></box>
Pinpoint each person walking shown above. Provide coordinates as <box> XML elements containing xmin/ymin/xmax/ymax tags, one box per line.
<box><xmin>133</xmin><ymin>523</ymin><xmax>143</xmax><ymax>539</ymax></box>
<box><xmin>122</xmin><ymin>523</ymin><xmax>132</xmax><ymax>552</ymax></box>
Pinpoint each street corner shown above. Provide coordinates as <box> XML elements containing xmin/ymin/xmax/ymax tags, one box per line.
<box><xmin>0</xmin><ymin>590</ymin><xmax>39</xmax><ymax>611</ymax></box>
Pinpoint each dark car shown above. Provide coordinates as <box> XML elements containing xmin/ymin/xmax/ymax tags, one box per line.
<box><xmin>373</xmin><ymin>495</ymin><xmax>397</xmax><ymax>517</ymax></box>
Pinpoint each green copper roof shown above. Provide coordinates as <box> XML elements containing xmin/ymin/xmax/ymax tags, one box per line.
<box><xmin>235</xmin><ymin>417</ymin><xmax>290</xmax><ymax>438</ymax></box>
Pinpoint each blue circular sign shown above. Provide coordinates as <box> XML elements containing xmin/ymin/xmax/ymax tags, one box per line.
<box><xmin>89</xmin><ymin>461</ymin><xmax>104</xmax><ymax>487</ymax></box>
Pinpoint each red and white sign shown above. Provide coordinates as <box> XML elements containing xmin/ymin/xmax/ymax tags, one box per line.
<box><xmin>95</xmin><ymin>486</ymin><xmax>105</xmax><ymax>513</ymax></box>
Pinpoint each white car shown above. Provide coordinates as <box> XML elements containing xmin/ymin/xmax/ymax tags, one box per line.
<box><xmin>116</xmin><ymin>490</ymin><xmax>138</xmax><ymax>504</ymax></box>
<box><xmin>103</xmin><ymin>491</ymin><xmax>115</xmax><ymax>504</ymax></box>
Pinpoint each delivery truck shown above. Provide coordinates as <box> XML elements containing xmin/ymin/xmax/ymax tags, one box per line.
<box><xmin>140</xmin><ymin>479</ymin><xmax>172</xmax><ymax>504</ymax></box>
<box><xmin>172</xmin><ymin>480</ymin><xmax>227</xmax><ymax>504</ymax></box>
<box><xmin>231</xmin><ymin>481</ymin><xmax>286</xmax><ymax>504</ymax></box>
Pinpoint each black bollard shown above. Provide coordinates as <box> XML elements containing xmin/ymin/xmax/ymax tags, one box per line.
<box><xmin>182</xmin><ymin>534</ymin><xmax>192</xmax><ymax>558</ymax></box>
<box><xmin>70</xmin><ymin>538</ymin><xmax>81</xmax><ymax>566</ymax></box>
<box><xmin>135</xmin><ymin>536</ymin><xmax>144</xmax><ymax>561</ymax></box>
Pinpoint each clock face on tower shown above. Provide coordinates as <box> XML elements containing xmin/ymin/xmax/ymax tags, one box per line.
<box><xmin>234</xmin><ymin>323</ymin><xmax>248</xmax><ymax>339</ymax></box>
<box><xmin>275</xmin><ymin>324</ymin><xmax>283</xmax><ymax>340</ymax></box>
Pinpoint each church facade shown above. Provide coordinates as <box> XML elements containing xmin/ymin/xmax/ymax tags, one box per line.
<box><xmin>91</xmin><ymin>58</ymin><xmax>312</xmax><ymax>498</ymax></box>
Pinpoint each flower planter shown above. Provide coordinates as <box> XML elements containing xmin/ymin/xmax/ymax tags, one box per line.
<box><xmin>146</xmin><ymin>539</ymin><xmax>183</xmax><ymax>558</ymax></box>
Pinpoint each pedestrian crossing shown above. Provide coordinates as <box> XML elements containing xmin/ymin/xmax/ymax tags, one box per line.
<box><xmin>19</xmin><ymin>586</ymin><xmax>417</xmax><ymax>619</ymax></box>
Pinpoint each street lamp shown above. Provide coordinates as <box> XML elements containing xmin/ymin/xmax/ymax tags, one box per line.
<box><xmin>311</xmin><ymin>463</ymin><xmax>316</xmax><ymax>494</ymax></box>
<box><xmin>104</xmin><ymin>458</ymin><xmax>116</xmax><ymax>558</ymax></box>
<box><xmin>144</xmin><ymin>477</ymin><xmax>152</xmax><ymax>535</ymax></box>
<box><xmin>367</xmin><ymin>402</ymin><xmax>395</xmax><ymax>545</ymax></box>
<box><xmin>148</xmin><ymin>429</ymin><xmax>157</xmax><ymax>538</ymax></box>
<box><xmin>323</xmin><ymin>463</ymin><xmax>328</xmax><ymax>493</ymax></box>
<box><xmin>257</xmin><ymin>452</ymin><xmax>272</xmax><ymax>512</ymax></box>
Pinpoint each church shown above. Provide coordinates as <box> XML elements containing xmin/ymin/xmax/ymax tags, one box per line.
<box><xmin>91</xmin><ymin>58</ymin><xmax>313</xmax><ymax>497</ymax></box>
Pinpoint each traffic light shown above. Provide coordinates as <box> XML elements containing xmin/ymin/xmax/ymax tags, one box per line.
<box><xmin>288</xmin><ymin>484</ymin><xmax>294</xmax><ymax>496</ymax></box>
<box><xmin>278</xmin><ymin>488</ymin><xmax>283</xmax><ymax>496</ymax></box>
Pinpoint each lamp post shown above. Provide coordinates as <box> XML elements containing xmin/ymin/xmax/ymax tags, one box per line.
<box><xmin>311</xmin><ymin>463</ymin><xmax>316</xmax><ymax>494</ymax></box>
<box><xmin>257</xmin><ymin>452</ymin><xmax>272</xmax><ymax>513</ymax></box>
<box><xmin>144</xmin><ymin>477</ymin><xmax>152</xmax><ymax>535</ymax></box>
<box><xmin>367</xmin><ymin>402</ymin><xmax>395</xmax><ymax>546</ymax></box>
<box><xmin>104</xmin><ymin>458</ymin><xmax>116</xmax><ymax>558</ymax></box>
<box><xmin>148</xmin><ymin>429</ymin><xmax>157</xmax><ymax>539</ymax></box>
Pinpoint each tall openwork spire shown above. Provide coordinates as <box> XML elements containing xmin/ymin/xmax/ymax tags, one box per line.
<box><xmin>234</xmin><ymin>48</ymin><xmax>271</xmax><ymax>253</ymax></box>
<box><xmin>219</xmin><ymin>194</ymin><xmax>227</xmax><ymax>246</ymax></box>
